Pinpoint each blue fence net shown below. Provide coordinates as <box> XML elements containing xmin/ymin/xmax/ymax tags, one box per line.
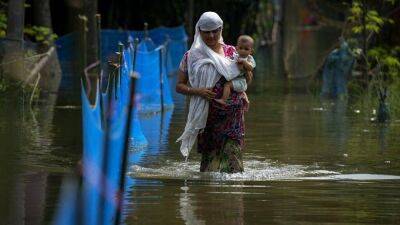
<box><xmin>55</xmin><ymin>25</ymin><xmax>187</xmax><ymax>97</ymax></box>
<box><xmin>100</xmin><ymin>25</ymin><xmax>187</xmax><ymax>75</ymax></box>
<box><xmin>53</xmin><ymin>25</ymin><xmax>185</xmax><ymax>224</ymax></box>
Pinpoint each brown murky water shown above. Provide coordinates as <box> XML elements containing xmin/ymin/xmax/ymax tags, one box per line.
<box><xmin>1</xmin><ymin>15</ymin><xmax>400</xmax><ymax>225</ymax></box>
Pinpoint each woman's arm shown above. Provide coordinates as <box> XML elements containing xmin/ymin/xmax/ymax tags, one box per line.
<box><xmin>176</xmin><ymin>70</ymin><xmax>217</xmax><ymax>100</ymax></box>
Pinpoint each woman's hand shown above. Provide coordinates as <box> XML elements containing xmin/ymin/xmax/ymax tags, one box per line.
<box><xmin>176</xmin><ymin>70</ymin><xmax>216</xmax><ymax>100</ymax></box>
<box><xmin>197</xmin><ymin>87</ymin><xmax>216</xmax><ymax>100</ymax></box>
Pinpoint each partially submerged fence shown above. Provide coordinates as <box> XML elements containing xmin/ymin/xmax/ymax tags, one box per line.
<box><xmin>52</xmin><ymin>25</ymin><xmax>187</xmax><ymax>225</ymax></box>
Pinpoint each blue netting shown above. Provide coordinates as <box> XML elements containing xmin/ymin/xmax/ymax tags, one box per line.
<box><xmin>100</xmin><ymin>25</ymin><xmax>187</xmax><ymax>75</ymax></box>
<box><xmin>79</xmin><ymin>49</ymin><xmax>137</xmax><ymax>225</ymax></box>
<box><xmin>101</xmin><ymin>51</ymin><xmax>133</xmax><ymax>225</ymax></box>
<box><xmin>134</xmin><ymin>45</ymin><xmax>173</xmax><ymax>113</ymax></box>
<box><xmin>81</xmin><ymin>82</ymin><xmax>104</xmax><ymax>225</ymax></box>
<box><xmin>55</xmin><ymin>27</ymin><xmax>186</xmax><ymax>224</ymax></box>
<box><xmin>54</xmin><ymin>26</ymin><xmax>183</xmax><ymax>224</ymax></box>
<box><xmin>56</xmin><ymin>25</ymin><xmax>186</xmax><ymax>107</ymax></box>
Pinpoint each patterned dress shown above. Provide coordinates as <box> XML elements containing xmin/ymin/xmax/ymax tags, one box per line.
<box><xmin>179</xmin><ymin>44</ymin><xmax>246</xmax><ymax>173</ymax></box>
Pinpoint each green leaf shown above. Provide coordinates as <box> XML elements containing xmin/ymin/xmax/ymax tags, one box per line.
<box><xmin>366</xmin><ymin>24</ymin><xmax>380</xmax><ymax>33</ymax></box>
<box><xmin>383</xmin><ymin>56</ymin><xmax>400</xmax><ymax>68</ymax></box>
<box><xmin>36</xmin><ymin>35</ymin><xmax>44</xmax><ymax>41</ymax></box>
<box><xmin>352</xmin><ymin>26</ymin><xmax>363</xmax><ymax>34</ymax></box>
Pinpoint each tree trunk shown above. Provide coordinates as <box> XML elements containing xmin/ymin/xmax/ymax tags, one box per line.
<box><xmin>361</xmin><ymin>0</ymin><xmax>369</xmax><ymax>83</ymax></box>
<box><xmin>33</xmin><ymin>0</ymin><xmax>52</xmax><ymax>29</ymax></box>
<box><xmin>6</xmin><ymin>0</ymin><xmax>25</xmax><ymax>42</ymax></box>
<box><xmin>2</xmin><ymin>0</ymin><xmax>25</xmax><ymax>82</ymax></box>
<box><xmin>32</xmin><ymin>0</ymin><xmax>62</xmax><ymax>93</ymax></box>
<box><xmin>187</xmin><ymin>0</ymin><xmax>194</xmax><ymax>43</ymax></box>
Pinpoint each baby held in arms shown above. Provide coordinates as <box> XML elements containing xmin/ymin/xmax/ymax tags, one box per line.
<box><xmin>214</xmin><ymin>35</ymin><xmax>256</xmax><ymax>106</ymax></box>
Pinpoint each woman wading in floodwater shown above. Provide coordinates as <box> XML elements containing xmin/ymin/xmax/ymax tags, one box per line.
<box><xmin>176</xmin><ymin>12</ymin><xmax>253</xmax><ymax>173</ymax></box>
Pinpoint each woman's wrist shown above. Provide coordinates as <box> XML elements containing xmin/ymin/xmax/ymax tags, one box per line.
<box><xmin>187</xmin><ymin>86</ymin><xmax>198</xmax><ymax>95</ymax></box>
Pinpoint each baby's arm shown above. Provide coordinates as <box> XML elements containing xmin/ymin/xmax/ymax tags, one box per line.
<box><xmin>242</xmin><ymin>55</ymin><xmax>256</xmax><ymax>72</ymax></box>
<box><xmin>245</xmin><ymin>71</ymin><xmax>253</xmax><ymax>84</ymax></box>
<box><xmin>242</xmin><ymin>60</ymin><xmax>253</xmax><ymax>71</ymax></box>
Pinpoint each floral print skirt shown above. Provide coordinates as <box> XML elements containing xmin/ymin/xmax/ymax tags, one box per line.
<box><xmin>200</xmin><ymin>139</ymin><xmax>244</xmax><ymax>173</ymax></box>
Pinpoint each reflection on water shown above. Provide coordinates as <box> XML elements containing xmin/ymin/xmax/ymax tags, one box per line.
<box><xmin>0</xmin><ymin>93</ymin><xmax>81</xmax><ymax>224</ymax></box>
<box><xmin>179</xmin><ymin>182</ymin><xmax>206</xmax><ymax>225</ymax></box>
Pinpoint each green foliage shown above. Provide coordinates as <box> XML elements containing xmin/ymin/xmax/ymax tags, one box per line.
<box><xmin>0</xmin><ymin>12</ymin><xmax>6</xmax><ymax>38</ymax></box>
<box><xmin>24</xmin><ymin>26</ymin><xmax>58</xmax><ymax>45</ymax></box>
<box><xmin>368</xmin><ymin>47</ymin><xmax>400</xmax><ymax>80</ymax></box>
<box><xmin>345</xmin><ymin>0</ymin><xmax>400</xmax><ymax>120</ymax></box>
<box><xmin>0</xmin><ymin>75</ymin><xmax>10</xmax><ymax>92</ymax></box>
<box><xmin>348</xmin><ymin>1</ymin><xmax>388</xmax><ymax>35</ymax></box>
<box><xmin>0</xmin><ymin>0</ymin><xmax>6</xmax><ymax>38</ymax></box>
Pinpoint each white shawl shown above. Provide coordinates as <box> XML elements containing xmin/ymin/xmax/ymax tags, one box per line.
<box><xmin>176</xmin><ymin>12</ymin><xmax>241</xmax><ymax>160</ymax></box>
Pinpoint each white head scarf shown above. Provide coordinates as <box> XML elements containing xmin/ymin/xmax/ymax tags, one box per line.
<box><xmin>192</xmin><ymin>11</ymin><xmax>223</xmax><ymax>48</ymax></box>
<box><xmin>176</xmin><ymin>12</ymin><xmax>241</xmax><ymax>160</ymax></box>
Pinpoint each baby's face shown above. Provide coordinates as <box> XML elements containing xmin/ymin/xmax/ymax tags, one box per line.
<box><xmin>236</xmin><ymin>41</ymin><xmax>253</xmax><ymax>57</ymax></box>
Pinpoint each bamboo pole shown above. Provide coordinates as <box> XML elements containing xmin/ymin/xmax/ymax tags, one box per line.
<box><xmin>114</xmin><ymin>38</ymin><xmax>139</xmax><ymax>225</ymax></box>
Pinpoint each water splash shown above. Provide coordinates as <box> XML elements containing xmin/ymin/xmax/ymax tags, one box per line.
<box><xmin>128</xmin><ymin>159</ymin><xmax>340</xmax><ymax>181</ymax></box>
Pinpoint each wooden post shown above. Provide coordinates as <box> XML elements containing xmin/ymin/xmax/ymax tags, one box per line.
<box><xmin>116</xmin><ymin>43</ymin><xmax>124</xmax><ymax>96</ymax></box>
<box><xmin>144</xmin><ymin>22</ymin><xmax>149</xmax><ymax>39</ymax></box>
<box><xmin>79</xmin><ymin>15</ymin><xmax>88</xmax><ymax>72</ymax></box>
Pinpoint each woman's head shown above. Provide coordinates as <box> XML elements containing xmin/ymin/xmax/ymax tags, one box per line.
<box><xmin>196</xmin><ymin>12</ymin><xmax>223</xmax><ymax>47</ymax></box>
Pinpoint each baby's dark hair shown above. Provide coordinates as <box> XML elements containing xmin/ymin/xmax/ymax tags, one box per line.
<box><xmin>237</xmin><ymin>35</ymin><xmax>254</xmax><ymax>47</ymax></box>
